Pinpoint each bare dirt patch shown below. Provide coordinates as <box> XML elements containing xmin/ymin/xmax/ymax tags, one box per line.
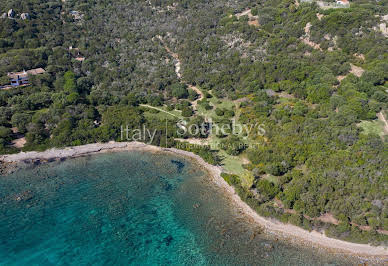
<box><xmin>377</xmin><ymin>111</ymin><xmax>388</xmax><ymax>134</ymax></box>
<box><xmin>316</xmin><ymin>13</ymin><xmax>324</xmax><ymax>20</ymax></box>
<box><xmin>248</xmin><ymin>20</ymin><xmax>260</xmax><ymax>27</ymax></box>
<box><xmin>300</xmin><ymin>22</ymin><xmax>323</xmax><ymax>51</ymax></box>
<box><xmin>235</xmin><ymin>9</ymin><xmax>260</xmax><ymax>27</ymax></box>
<box><xmin>349</xmin><ymin>63</ymin><xmax>364</xmax><ymax>77</ymax></box>
<box><xmin>316</xmin><ymin>213</ymin><xmax>339</xmax><ymax>225</ymax></box>
<box><xmin>11</xmin><ymin>137</ymin><xmax>26</xmax><ymax>148</ymax></box>
<box><xmin>337</xmin><ymin>63</ymin><xmax>365</xmax><ymax>83</ymax></box>
<box><xmin>337</xmin><ymin>75</ymin><xmax>346</xmax><ymax>82</ymax></box>
<box><xmin>353</xmin><ymin>53</ymin><xmax>365</xmax><ymax>60</ymax></box>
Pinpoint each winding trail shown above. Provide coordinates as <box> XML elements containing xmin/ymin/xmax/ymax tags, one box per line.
<box><xmin>377</xmin><ymin>111</ymin><xmax>388</xmax><ymax>134</ymax></box>
<box><xmin>188</xmin><ymin>85</ymin><xmax>204</xmax><ymax>110</ymax></box>
<box><xmin>156</xmin><ymin>35</ymin><xmax>181</xmax><ymax>78</ymax></box>
<box><xmin>156</xmin><ymin>35</ymin><xmax>204</xmax><ymax>112</ymax></box>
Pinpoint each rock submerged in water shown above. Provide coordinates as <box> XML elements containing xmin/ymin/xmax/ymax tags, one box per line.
<box><xmin>0</xmin><ymin>161</ymin><xmax>19</xmax><ymax>175</ymax></box>
<box><xmin>171</xmin><ymin>160</ymin><xmax>185</xmax><ymax>173</ymax></box>
<box><xmin>14</xmin><ymin>190</ymin><xmax>34</xmax><ymax>202</ymax></box>
<box><xmin>164</xmin><ymin>235</ymin><xmax>173</xmax><ymax>246</ymax></box>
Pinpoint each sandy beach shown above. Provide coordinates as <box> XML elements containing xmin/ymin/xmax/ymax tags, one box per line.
<box><xmin>1</xmin><ymin>141</ymin><xmax>388</xmax><ymax>262</ymax></box>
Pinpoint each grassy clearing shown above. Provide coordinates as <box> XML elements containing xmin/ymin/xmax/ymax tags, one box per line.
<box><xmin>277</xmin><ymin>97</ymin><xmax>294</xmax><ymax>105</ymax></box>
<box><xmin>358</xmin><ymin>120</ymin><xmax>385</xmax><ymax>137</ymax></box>
<box><xmin>199</xmin><ymin>94</ymin><xmax>255</xmax><ymax>187</ymax></box>
<box><xmin>209</xmin><ymin>96</ymin><xmax>235</xmax><ymax>109</ymax></box>
<box><xmin>141</xmin><ymin>104</ymin><xmax>183</xmax><ymax>121</ymax></box>
<box><xmin>221</xmin><ymin>154</ymin><xmax>253</xmax><ymax>188</ymax></box>
<box><xmin>197</xmin><ymin>93</ymin><xmax>236</xmax><ymax>119</ymax></box>
<box><xmin>208</xmin><ymin>135</ymin><xmax>253</xmax><ymax>187</ymax></box>
<box><xmin>158</xmin><ymin>90</ymin><xmax>255</xmax><ymax>188</ymax></box>
<box><xmin>262</xmin><ymin>174</ymin><xmax>280</xmax><ymax>185</ymax></box>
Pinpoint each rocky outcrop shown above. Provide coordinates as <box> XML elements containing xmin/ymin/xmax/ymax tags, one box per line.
<box><xmin>0</xmin><ymin>161</ymin><xmax>18</xmax><ymax>175</ymax></box>
<box><xmin>7</xmin><ymin>9</ymin><xmax>15</xmax><ymax>18</ymax></box>
<box><xmin>380</xmin><ymin>23</ymin><xmax>388</xmax><ymax>37</ymax></box>
<box><xmin>0</xmin><ymin>142</ymin><xmax>131</xmax><ymax>163</ymax></box>
<box><xmin>0</xmin><ymin>10</ymin><xmax>31</xmax><ymax>20</ymax></box>
<box><xmin>14</xmin><ymin>190</ymin><xmax>34</xmax><ymax>202</ymax></box>
<box><xmin>21</xmin><ymin>13</ymin><xmax>30</xmax><ymax>20</ymax></box>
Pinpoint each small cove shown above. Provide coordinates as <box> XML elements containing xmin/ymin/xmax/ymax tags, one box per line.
<box><xmin>0</xmin><ymin>151</ymin><xmax>358</xmax><ymax>265</ymax></box>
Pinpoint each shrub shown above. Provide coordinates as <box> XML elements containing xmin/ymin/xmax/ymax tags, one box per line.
<box><xmin>172</xmin><ymin>83</ymin><xmax>189</xmax><ymax>99</ymax></box>
<box><xmin>289</xmin><ymin>213</ymin><xmax>303</xmax><ymax>226</ymax></box>
<box><xmin>221</xmin><ymin>173</ymin><xmax>241</xmax><ymax>186</ymax></box>
<box><xmin>215</xmin><ymin>108</ymin><xmax>224</xmax><ymax>116</ymax></box>
<box><xmin>181</xmin><ymin>107</ymin><xmax>193</xmax><ymax>117</ymax></box>
<box><xmin>255</xmin><ymin>179</ymin><xmax>279</xmax><ymax>199</ymax></box>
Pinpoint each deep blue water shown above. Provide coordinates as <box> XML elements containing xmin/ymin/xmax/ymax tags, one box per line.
<box><xmin>0</xmin><ymin>151</ymin><xmax>356</xmax><ymax>265</ymax></box>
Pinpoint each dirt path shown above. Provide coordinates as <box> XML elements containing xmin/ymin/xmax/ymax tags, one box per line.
<box><xmin>156</xmin><ymin>35</ymin><xmax>181</xmax><ymax>78</ymax></box>
<box><xmin>235</xmin><ymin>9</ymin><xmax>252</xmax><ymax>18</ymax></box>
<box><xmin>349</xmin><ymin>63</ymin><xmax>365</xmax><ymax>77</ymax></box>
<box><xmin>377</xmin><ymin>111</ymin><xmax>388</xmax><ymax>134</ymax></box>
<box><xmin>139</xmin><ymin>104</ymin><xmax>182</xmax><ymax>119</ymax></box>
<box><xmin>301</xmin><ymin>22</ymin><xmax>322</xmax><ymax>51</ymax></box>
<box><xmin>156</xmin><ymin>35</ymin><xmax>203</xmax><ymax>112</ymax></box>
<box><xmin>337</xmin><ymin>63</ymin><xmax>365</xmax><ymax>83</ymax></box>
<box><xmin>188</xmin><ymin>85</ymin><xmax>204</xmax><ymax>111</ymax></box>
<box><xmin>235</xmin><ymin>9</ymin><xmax>260</xmax><ymax>27</ymax></box>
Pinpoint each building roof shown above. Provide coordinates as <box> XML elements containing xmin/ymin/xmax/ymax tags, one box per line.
<box><xmin>8</xmin><ymin>68</ymin><xmax>46</xmax><ymax>79</ymax></box>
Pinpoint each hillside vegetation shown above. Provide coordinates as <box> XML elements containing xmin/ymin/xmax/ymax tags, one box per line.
<box><xmin>0</xmin><ymin>0</ymin><xmax>387</xmax><ymax>245</ymax></box>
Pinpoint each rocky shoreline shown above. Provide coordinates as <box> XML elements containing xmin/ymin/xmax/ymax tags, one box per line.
<box><xmin>1</xmin><ymin>141</ymin><xmax>388</xmax><ymax>263</ymax></box>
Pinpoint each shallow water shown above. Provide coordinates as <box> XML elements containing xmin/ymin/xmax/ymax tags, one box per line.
<box><xmin>0</xmin><ymin>151</ymin><xmax>358</xmax><ymax>265</ymax></box>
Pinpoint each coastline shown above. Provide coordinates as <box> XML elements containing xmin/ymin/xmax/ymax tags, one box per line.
<box><xmin>1</xmin><ymin>142</ymin><xmax>387</xmax><ymax>261</ymax></box>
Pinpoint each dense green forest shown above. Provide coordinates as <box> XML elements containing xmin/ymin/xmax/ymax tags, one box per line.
<box><xmin>0</xmin><ymin>0</ymin><xmax>387</xmax><ymax>245</ymax></box>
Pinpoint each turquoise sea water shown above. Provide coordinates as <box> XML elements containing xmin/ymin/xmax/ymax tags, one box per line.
<box><xmin>0</xmin><ymin>151</ymin><xmax>357</xmax><ymax>265</ymax></box>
